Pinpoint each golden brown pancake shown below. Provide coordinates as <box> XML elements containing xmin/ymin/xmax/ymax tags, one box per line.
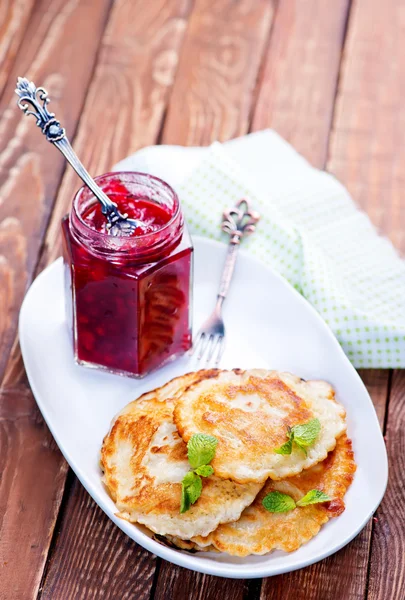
<box><xmin>174</xmin><ymin>369</ymin><xmax>347</xmax><ymax>483</ymax></box>
<box><xmin>167</xmin><ymin>435</ymin><xmax>356</xmax><ymax>556</ymax></box>
<box><xmin>101</xmin><ymin>370</ymin><xmax>263</xmax><ymax>540</ymax></box>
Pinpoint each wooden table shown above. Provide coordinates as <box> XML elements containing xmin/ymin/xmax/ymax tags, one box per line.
<box><xmin>1</xmin><ymin>1</ymin><xmax>403</xmax><ymax>598</ymax></box>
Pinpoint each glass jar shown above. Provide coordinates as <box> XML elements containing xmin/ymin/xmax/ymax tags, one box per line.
<box><xmin>61</xmin><ymin>171</ymin><xmax>193</xmax><ymax>378</ymax></box>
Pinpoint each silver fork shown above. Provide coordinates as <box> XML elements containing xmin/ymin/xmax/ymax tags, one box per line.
<box><xmin>191</xmin><ymin>199</ymin><xmax>260</xmax><ymax>364</ymax></box>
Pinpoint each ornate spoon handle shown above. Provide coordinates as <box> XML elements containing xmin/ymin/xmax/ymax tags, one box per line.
<box><xmin>54</xmin><ymin>137</ymin><xmax>113</xmax><ymax>213</ymax></box>
<box><xmin>218</xmin><ymin>199</ymin><xmax>260</xmax><ymax>301</ymax></box>
<box><xmin>15</xmin><ymin>77</ymin><xmax>113</xmax><ymax>214</ymax></box>
<box><xmin>15</xmin><ymin>77</ymin><xmax>139</xmax><ymax>236</ymax></box>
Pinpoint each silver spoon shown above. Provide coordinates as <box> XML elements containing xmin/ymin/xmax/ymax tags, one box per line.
<box><xmin>15</xmin><ymin>77</ymin><xmax>139</xmax><ymax>237</ymax></box>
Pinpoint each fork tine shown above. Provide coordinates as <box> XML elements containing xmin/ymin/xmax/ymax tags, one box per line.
<box><xmin>204</xmin><ymin>334</ymin><xmax>216</xmax><ymax>363</ymax></box>
<box><xmin>214</xmin><ymin>335</ymin><xmax>225</xmax><ymax>366</ymax></box>
<box><xmin>189</xmin><ymin>330</ymin><xmax>203</xmax><ymax>356</ymax></box>
<box><xmin>206</xmin><ymin>334</ymin><xmax>220</xmax><ymax>363</ymax></box>
<box><xmin>197</xmin><ymin>333</ymin><xmax>211</xmax><ymax>360</ymax></box>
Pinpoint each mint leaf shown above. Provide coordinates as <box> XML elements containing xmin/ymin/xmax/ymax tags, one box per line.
<box><xmin>296</xmin><ymin>489</ymin><xmax>331</xmax><ymax>507</ymax></box>
<box><xmin>186</xmin><ymin>474</ymin><xmax>203</xmax><ymax>504</ymax></box>
<box><xmin>187</xmin><ymin>434</ymin><xmax>218</xmax><ymax>469</ymax></box>
<box><xmin>294</xmin><ymin>439</ymin><xmax>308</xmax><ymax>456</ymax></box>
<box><xmin>180</xmin><ymin>471</ymin><xmax>203</xmax><ymax>513</ymax></box>
<box><xmin>262</xmin><ymin>491</ymin><xmax>296</xmax><ymax>513</ymax></box>
<box><xmin>195</xmin><ymin>465</ymin><xmax>214</xmax><ymax>477</ymax></box>
<box><xmin>291</xmin><ymin>418</ymin><xmax>321</xmax><ymax>447</ymax></box>
<box><xmin>274</xmin><ymin>438</ymin><xmax>293</xmax><ymax>455</ymax></box>
<box><xmin>180</xmin><ymin>433</ymin><xmax>218</xmax><ymax>513</ymax></box>
<box><xmin>182</xmin><ymin>470</ymin><xmax>198</xmax><ymax>487</ymax></box>
<box><xmin>180</xmin><ymin>484</ymin><xmax>191</xmax><ymax>513</ymax></box>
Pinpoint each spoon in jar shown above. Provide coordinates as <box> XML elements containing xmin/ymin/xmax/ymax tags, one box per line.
<box><xmin>15</xmin><ymin>77</ymin><xmax>139</xmax><ymax>237</ymax></box>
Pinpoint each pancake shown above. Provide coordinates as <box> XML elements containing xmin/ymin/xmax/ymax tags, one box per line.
<box><xmin>101</xmin><ymin>370</ymin><xmax>263</xmax><ymax>540</ymax></box>
<box><xmin>174</xmin><ymin>369</ymin><xmax>347</xmax><ymax>483</ymax></box>
<box><xmin>171</xmin><ymin>434</ymin><xmax>356</xmax><ymax>556</ymax></box>
<box><xmin>155</xmin><ymin>534</ymin><xmax>216</xmax><ymax>553</ymax></box>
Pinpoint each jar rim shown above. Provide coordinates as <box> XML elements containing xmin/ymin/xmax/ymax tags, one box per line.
<box><xmin>73</xmin><ymin>170</ymin><xmax>181</xmax><ymax>243</ymax></box>
<box><xmin>70</xmin><ymin>170</ymin><xmax>183</xmax><ymax>263</ymax></box>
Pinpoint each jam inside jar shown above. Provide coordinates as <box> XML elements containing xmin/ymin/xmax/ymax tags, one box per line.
<box><xmin>62</xmin><ymin>171</ymin><xmax>193</xmax><ymax>378</ymax></box>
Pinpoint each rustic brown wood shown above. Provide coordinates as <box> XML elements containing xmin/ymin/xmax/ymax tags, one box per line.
<box><xmin>328</xmin><ymin>0</ymin><xmax>405</xmax><ymax>254</ymax></box>
<box><xmin>327</xmin><ymin>2</ymin><xmax>405</xmax><ymax>596</ymax></box>
<box><xmin>0</xmin><ymin>0</ymin><xmax>36</xmax><ymax>94</ymax></box>
<box><xmin>250</xmin><ymin>1</ymin><xmax>393</xmax><ymax>598</ymax></box>
<box><xmin>162</xmin><ymin>0</ymin><xmax>276</xmax><ymax>146</ymax></box>
<box><xmin>40</xmin><ymin>478</ymin><xmax>157</xmax><ymax>600</ymax></box>
<box><xmin>0</xmin><ymin>1</ymin><xmax>113</xmax><ymax>599</ymax></box>
<box><xmin>0</xmin><ymin>0</ymin><xmax>402</xmax><ymax>595</ymax></box>
<box><xmin>0</xmin><ymin>0</ymin><xmax>113</xmax><ymax>383</ymax></box>
<box><xmin>34</xmin><ymin>0</ymin><xmax>194</xmax><ymax>596</ymax></box>
<box><xmin>367</xmin><ymin>370</ymin><xmax>404</xmax><ymax>600</ymax></box>
<box><xmin>0</xmin><ymin>388</ymin><xmax>69</xmax><ymax>600</ymax></box>
<box><xmin>153</xmin><ymin>560</ymin><xmax>252</xmax><ymax>600</ymax></box>
<box><xmin>251</xmin><ymin>0</ymin><xmax>351</xmax><ymax>167</ymax></box>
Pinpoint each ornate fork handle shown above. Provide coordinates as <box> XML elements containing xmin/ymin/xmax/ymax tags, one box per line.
<box><xmin>218</xmin><ymin>199</ymin><xmax>260</xmax><ymax>301</ymax></box>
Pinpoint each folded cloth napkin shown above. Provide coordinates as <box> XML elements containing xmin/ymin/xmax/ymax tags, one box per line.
<box><xmin>115</xmin><ymin>130</ymin><xmax>405</xmax><ymax>369</ymax></box>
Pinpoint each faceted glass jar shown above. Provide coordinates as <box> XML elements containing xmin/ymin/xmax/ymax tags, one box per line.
<box><xmin>61</xmin><ymin>171</ymin><xmax>193</xmax><ymax>378</ymax></box>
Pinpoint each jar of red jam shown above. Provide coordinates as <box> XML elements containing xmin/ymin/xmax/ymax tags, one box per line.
<box><xmin>61</xmin><ymin>171</ymin><xmax>193</xmax><ymax>378</ymax></box>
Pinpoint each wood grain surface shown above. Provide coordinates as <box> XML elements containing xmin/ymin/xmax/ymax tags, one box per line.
<box><xmin>252</xmin><ymin>0</ymin><xmax>351</xmax><ymax>166</ymax></box>
<box><xmin>0</xmin><ymin>0</ymin><xmax>403</xmax><ymax>598</ymax></box>
<box><xmin>0</xmin><ymin>0</ymin><xmax>112</xmax><ymax>382</ymax></box>
<box><xmin>328</xmin><ymin>1</ymin><xmax>405</xmax><ymax>598</ymax></box>
<box><xmin>367</xmin><ymin>370</ymin><xmax>404</xmax><ymax>600</ymax></box>
<box><xmin>0</xmin><ymin>0</ymin><xmax>36</xmax><ymax>94</ymax></box>
<box><xmin>328</xmin><ymin>0</ymin><xmax>405</xmax><ymax>253</ymax></box>
<box><xmin>40</xmin><ymin>478</ymin><xmax>158</xmax><ymax>600</ymax></box>
<box><xmin>0</xmin><ymin>1</ymin><xmax>113</xmax><ymax>598</ymax></box>
<box><xmin>36</xmin><ymin>0</ymin><xmax>194</xmax><ymax>596</ymax></box>
<box><xmin>162</xmin><ymin>0</ymin><xmax>276</xmax><ymax>145</ymax></box>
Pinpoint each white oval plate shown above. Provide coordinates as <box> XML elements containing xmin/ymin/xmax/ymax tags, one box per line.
<box><xmin>19</xmin><ymin>236</ymin><xmax>387</xmax><ymax>579</ymax></box>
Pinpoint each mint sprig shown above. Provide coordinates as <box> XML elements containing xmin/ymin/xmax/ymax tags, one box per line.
<box><xmin>187</xmin><ymin>433</ymin><xmax>218</xmax><ymax>468</ymax></box>
<box><xmin>262</xmin><ymin>489</ymin><xmax>331</xmax><ymax>513</ymax></box>
<box><xmin>180</xmin><ymin>434</ymin><xmax>218</xmax><ymax>513</ymax></box>
<box><xmin>275</xmin><ymin>418</ymin><xmax>321</xmax><ymax>456</ymax></box>
<box><xmin>296</xmin><ymin>489</ymin><xmax>331</xmax><ymax>507</ymax></box>
<box><xmin>262</xmin><ymin>491</ymin><xmax>296</xmax><ymax>513</ymax></box>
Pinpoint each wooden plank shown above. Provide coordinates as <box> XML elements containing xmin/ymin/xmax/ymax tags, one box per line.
<box><xmin>32</xmin><ymin>0</ymin><xmax>194</xmax><ymax>596</ymax></box>
<box><xmin>40</xmin><ymin>479</ymin><xmax>157</xmax><ymax>600</ymax></box>
<box><xmin>0</xmin><ymin>0</ymin><xmax>113</xmax><ymax>383</ymax></box>
<box><xmin>250</xmin><ymin>1</ymin><xmax>393</xmax><ymax>598</ymax></box>
<box><xmin>153</xmin><ymin>560</ymin><xmax>252</xmax><ymax>600</ymax></box>
<box><xmin>0</xmin><ymin>385</ymin><xmax>69</xmax><ymax>600</ymax></box>
<box><xmin>367</xmin><ymin>370</ymin><xmax>404</xmax><ymax>600</ymax></box>
<box><xmin>327</xmin><ymin>2</ymin><xmax>405</xmax><ymax>598</ymax></box>
<box><xmin>251</xmin><ymin>0</ymin><xmax>351</xmax><ymax>166</ymax></box>
<box><xmin>260</xmin><ymin>370</ymin><xmax>388</xmax><ymax>600</ymax></box>
<box><xmin>0</xmin><ymin>1</ymin><xmax>114</xmax><ymax>598</ymax></box>
<box><xmin>162</xmin><ymin>0</ymin><xmax>276</xmax><ymax>146</ymax></box>
<box><xmin>0</xmin><ymin>0</ymin><xmax>36</xmax><ymax>94</ymax></box>
<box><xmin>328</xmin><ymin>0</ymin><xmax>405</xmax><ymax>254</ymax></box>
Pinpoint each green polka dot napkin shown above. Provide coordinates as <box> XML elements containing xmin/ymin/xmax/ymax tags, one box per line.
<box><xmin>116</xmin><ymin>130</ymin><xmax>405</xmax><ymax>368</ymax></box>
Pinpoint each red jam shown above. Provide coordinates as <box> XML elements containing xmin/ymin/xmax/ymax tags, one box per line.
<box><xmin>81</xmin><ymin>178</ymin><xmax>172</xmax><ymax>235</ymax></box>
<box><xmin>62</xmin><ymin>172</ymin><xmax>193</xmax><ymax>378</ymax></box>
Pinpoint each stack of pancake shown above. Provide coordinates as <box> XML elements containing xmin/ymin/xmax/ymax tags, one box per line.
<box><xmin>101</xmin><ymin>369</ymin><xmax>356</xmax><ymax>556</ymax></box>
